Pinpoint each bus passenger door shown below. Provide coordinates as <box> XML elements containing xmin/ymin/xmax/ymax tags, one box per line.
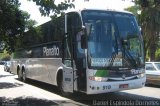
<box><xmin>62</xmin><ymin>14</ymin><xmax>74</xmax><ymax>93</ymax></box>
<box><xmin>62</xmin><ymin>60</ymin><xmax>74</xmax><ymax>93</ymax></box>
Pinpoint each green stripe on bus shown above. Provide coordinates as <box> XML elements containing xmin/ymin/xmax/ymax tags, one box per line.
<box><xmin>94</xmin><ymin>70</ymin><xmax>109</xmax><ymax>77</ymax></box>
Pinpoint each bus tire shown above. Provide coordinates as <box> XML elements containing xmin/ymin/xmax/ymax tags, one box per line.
<box><xmin>17</xmin><ymin>67</ymin><xmax>22</xmax><ymax>81</ymax></box>
<box><xmin>57</xmin><ymin>70</ymin><xmax>71</xmax><ymax>97</ymax></box>
<box><xmin>22</xmin><ymin>68</ymin><xmax>27</xmax><ymax>82</ymax></box>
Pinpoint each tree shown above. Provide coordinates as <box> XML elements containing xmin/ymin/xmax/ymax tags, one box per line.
<box><xmin>21</xmin><ymin>11</ymin><xmax>37</xmax><ymax>30</ymax></box>
<box><xmin>28</xmin><ymin>0</ymin><xmax>75</xmax><ymax>17</ymax></box>
<box><xmin>138</xmin><ymin>0</ymin><xmax>160</xmax><ymax>61</ymax></box>
<box><xmin>0</xmin><ymin>0</ymin><xmax>36</xmax><ymax>54</ymax></box>
<box><xmin>125</xmin><ymin>0</ymin><xmax>160</xmax><ymax>61</ymax></box>
<box><xmin>0</xmin><ymin>0</ymin><xmax>74</xmax><ymax>54</ymax></box>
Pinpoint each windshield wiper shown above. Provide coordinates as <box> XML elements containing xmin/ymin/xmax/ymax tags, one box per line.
<box><xmin>107</xmin><ymin>37</ymin><xmax>119</xmax><ymax>68</ymax></box>
<box><xmin>122</xmin><ymin>44</ymin><xmax>137</xmax><ymax>69</ymax></box>
<box><xmin>107</xmin><ymin>52</ymin><xmax>117</xmax><ymax>69</ymax></box>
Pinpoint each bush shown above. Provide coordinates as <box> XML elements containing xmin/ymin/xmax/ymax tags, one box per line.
<box><xmin>0</xmin><ymin>50</ymin><xmax>11</xmax><ymax>61</ymax></box>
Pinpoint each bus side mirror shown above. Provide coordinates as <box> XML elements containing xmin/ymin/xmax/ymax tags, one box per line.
<box><xmin>81</xmin><ymin>23</ymin><xmax>92</xmax><ymax>49</ymax></box>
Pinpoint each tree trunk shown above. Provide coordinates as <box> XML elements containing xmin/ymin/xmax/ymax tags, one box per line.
<box><xmin>150</xmin><ymin>42</ymin><xmax>156</xmax><ymax>61</ymax></box>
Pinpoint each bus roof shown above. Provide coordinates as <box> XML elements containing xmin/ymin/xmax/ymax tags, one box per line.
<box><xmin>66</xmin><ymin>8</ymin><xmax>133</xmax><ymax>15</ymax></box>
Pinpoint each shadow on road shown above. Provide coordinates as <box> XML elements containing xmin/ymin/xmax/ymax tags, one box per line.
<box><xmin>0</xmin><ymin>82</ymin><xmax>23</xmax><ymax>89</ymax></box>
<box><xmin>0</xmin><ymin>96</ymin><xmax>58</xmax><ymax>106</ymax></box>
<box><xmin>16</xmin><ymin>78</ymin><xmax>61</xmax><ymax>95</ymax></box>
<box><xmin>15</xmin><ymin>78</ymin><xmax>160</xmax><ymax>106</ymax></box>
<box><xmin>145</xmin><ymin>84</ymin><xmax>160</xmax><ymax>88</ymax></box>
<box><xmin>0</xmin><ymin>96</ymin><xmax>86</xmax><ymax>106</ymax></box>
<box><xmin>0</xmin><ymin>74</ymin><xmax>15</xmax><ymax>78</ymax></box>
<box><xmin>69</xmin><ymin>92</ymin><xmax>160</xmax><ymax>105</ymax></box>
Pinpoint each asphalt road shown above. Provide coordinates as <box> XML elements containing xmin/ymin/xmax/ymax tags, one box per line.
<box><xmin>0</xmin><ymin>65</ymin><xmax>160</xmax><ymax>106</ymax></box>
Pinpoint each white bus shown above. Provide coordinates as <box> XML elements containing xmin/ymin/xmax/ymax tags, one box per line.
<box><xmin>11</xmin><ymin>9</ymin><xmax>146</xmax><ymax>96</ymax></box>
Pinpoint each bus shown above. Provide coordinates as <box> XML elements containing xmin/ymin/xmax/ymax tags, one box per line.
<box><xmin>11</xmin><ymin>9</ymin><xmax>146</xmax><ymax>96</ymax></box>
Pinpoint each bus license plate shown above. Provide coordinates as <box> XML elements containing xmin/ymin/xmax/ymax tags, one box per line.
<box><xmin>119</xmin><ymin>84</ymin><xmax>128</xmax><ymax>88</ymax></box>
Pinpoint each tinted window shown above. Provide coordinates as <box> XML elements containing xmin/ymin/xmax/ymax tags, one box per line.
<box><xmin>67</xmin><ymin>12</ymin><xmax>82</xmax><ymax>58</ymax></box>
<box><xmin>21</xmin><ymin>16</ymin><xmax>65</xmax><ymax>47</ymax></box>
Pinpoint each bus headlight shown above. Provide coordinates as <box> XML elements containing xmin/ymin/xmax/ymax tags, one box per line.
<box><xmin>137</xmin><ymin>73</ymin><xmax>145</xmax><ymax>78</ymax></box>
<box><xmin>89</xmin><ymin>76</ymin><xmax>108</xmax><ymax>82</ymax></box>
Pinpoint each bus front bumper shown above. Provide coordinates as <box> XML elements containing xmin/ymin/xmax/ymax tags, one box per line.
<box><xmin>86</xmin><ymin>76</ymin><xmax>146</xmax><ymax>94</ymax></box>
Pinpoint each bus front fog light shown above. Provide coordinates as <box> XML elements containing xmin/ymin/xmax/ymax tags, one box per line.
<box><xmin>137</xmin><ymin>73</ymin><xmax>145</xmax><ymax>78</ymax></box>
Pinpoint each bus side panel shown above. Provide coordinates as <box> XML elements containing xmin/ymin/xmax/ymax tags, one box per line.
<box><xmin>25</xmin><ymin>58</ymin><xmax>61</xmax><ymax>85</ymax></box>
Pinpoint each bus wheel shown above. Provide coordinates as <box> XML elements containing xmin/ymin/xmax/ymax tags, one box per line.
<box><xmin>57</xmin><ymin>71</ymin><xmax>71</xmax><ymax>97</ymax></box>
<box><xmin>18</xmin><ymin>70</ymin><xmax>22</xmax><ymax>81</ymax></box>
<box><xmin>22</xmin><ymin>70</ymin><xmax>26</xmax><ymax>82</ymax></box>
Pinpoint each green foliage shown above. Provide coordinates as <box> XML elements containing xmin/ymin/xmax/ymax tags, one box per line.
<box><xmin>21</xmin><ymin>11</ymin><xmax>37</xmax><ymax>30</ymax></box>
<box><xmin>126</xmin><ymin>0</ymin><xmax>160</xmax><ymax>61</ymax></box>
<box><xmin>125</xmin><ymin>5</ymin><xmax>140</xmax><ymax>18</ymax></box>
<box><xmin>138</xmin><ymin>0</ymin><xmax>160</xmax><ymax>61</ymax></box>
<box><xmin>0</xmin><ymin>0</ymin><xmax>37</xmax><ymax>54</ymax></box>
<box><xmin>0</xmin><ymin>50</ymin><xmax>11</xmax><ymax>61</ymax></box>
<box><xmin>0</xmin><ymin>0</ymin><xmax>21</xmax><ymax>53</ymax></box>
<box><xmin>0</xmin><ymin>0</ymin><xmax>75</xmax><ymax>54</ymax></box>
<box><xmin>28</xmin><ymin>0</ymin><xmax>75</xmax><ymax>16</ymax></box>
<box><xmin>0</xmin><ymin>0</ymin><xmax>23</xmax><ymax>53</ymax></box>
<box><xmin>155</xmin><ymin>48</ymin><xmax>160</xmax><ymax>61</ymax></box>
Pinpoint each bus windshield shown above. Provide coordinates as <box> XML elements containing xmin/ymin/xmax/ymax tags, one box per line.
<box><xmin>82</xmin><ymin>10</ymin><xmax>144</xmax><ymax>68</ymax></box>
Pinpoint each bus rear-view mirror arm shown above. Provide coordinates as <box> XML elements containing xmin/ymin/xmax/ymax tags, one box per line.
<box><xmin>81</xmin><ymin>23</ymin><xmax>92</xmax><ymax>49</ymax></box>
<box><xmin>85</xmin><ymin>23</ymin><xmax>92</xmax><ymax>36</ymax></box>
<box><xmin>81</xmin><ymin>33</ymin><xmax>87</xmax><ymax>49</ymax></box>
